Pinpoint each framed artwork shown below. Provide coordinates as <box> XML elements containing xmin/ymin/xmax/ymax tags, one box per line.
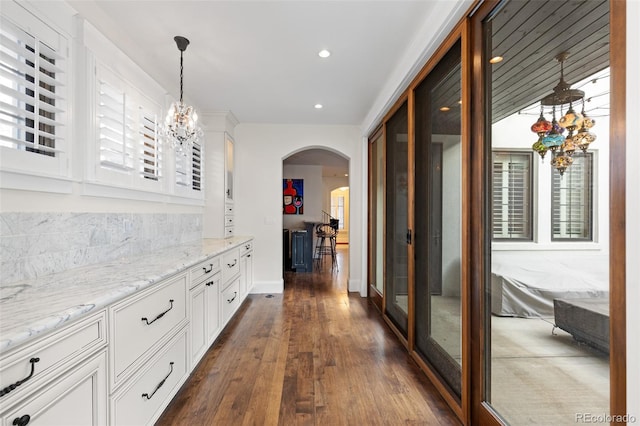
<box><xmin>283</xmin><ymin>178</ymin><xmax>303</xmax><ymax>214</ymax></box>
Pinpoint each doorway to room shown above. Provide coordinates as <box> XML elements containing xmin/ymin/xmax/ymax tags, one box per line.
<box><xmin>281</xmin><ymin>148</ymin><xmax>350</xmax><ymax>278</ymax></box>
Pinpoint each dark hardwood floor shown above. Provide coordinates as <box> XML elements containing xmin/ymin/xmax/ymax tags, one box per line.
<box><xmin>157</xmin><ymin>246</ymin><xmax>460</xmax><ymax>425</ymax></box>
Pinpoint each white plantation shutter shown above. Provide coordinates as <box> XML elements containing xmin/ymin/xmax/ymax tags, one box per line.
<box><xmin>551</xmin><ymin>153</ymin><xmax>593</xmax><ymax>240</ymax></box>
<box><xmin>0</xmin><ymin>17</ymin><xmax>65</xmax><ymax>156</ymax></box>
<box><xmin>175</xmin><ymin>143</ymin><xmax>202</xmax><ymax>191</ymax></box>
<box><xmin>492</xmin><ymin>151</ymin><xmax>533</xmax><ymax>240</ymax></box>
<box><xmin>192</xmin><ymin>142</ymin><xmax>201</xmax><ymax>191</ymax></box>
<box><xmin>139</xmin><ymin>106</ymin><xmax>161</xmax><ymax>180</ymax></box>
<box><xmin>98</xmin><ymin>80</ymin><xmax>134</xmax><ymax>171</ymax></box>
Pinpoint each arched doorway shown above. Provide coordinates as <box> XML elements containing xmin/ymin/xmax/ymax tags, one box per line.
<box><xmin>282</xmin><ymin>148</ymin><xmax>350</xmax><ymax>276</ymax></box>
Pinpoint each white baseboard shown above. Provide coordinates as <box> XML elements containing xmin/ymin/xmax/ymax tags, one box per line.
<box><xmin>249</xmin><ymin>279</ymin><xmax>284</xmax><ymax>294</ymax></box>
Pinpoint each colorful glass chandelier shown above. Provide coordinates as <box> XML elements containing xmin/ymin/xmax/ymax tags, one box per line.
<box><xmin>161</xmin><ymin>36</ymin><xmax>202</xmax><ymax>156</ymax></box>
<box><xmin>530</xmin><ymin>52</ymin><xmax>596</xmax><ymax>176</ymax></box>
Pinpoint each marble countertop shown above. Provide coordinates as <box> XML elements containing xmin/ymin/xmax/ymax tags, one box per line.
<box><xmin>0</xmin><ymin>236</ymin><xmax>253</xmax><ymax>355</ymax></box>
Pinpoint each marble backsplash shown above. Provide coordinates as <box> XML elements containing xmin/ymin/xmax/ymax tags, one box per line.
<box><xmin>0</xmin><ymin>213</ymin><xmax>202</xmax><ymax>285</ymax></box>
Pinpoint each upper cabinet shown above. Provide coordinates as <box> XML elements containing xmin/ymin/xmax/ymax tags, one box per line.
<box><xmin>225</xmin><ymin>133</ymin><xmax>235</xmax><ymax>204</ymax></box>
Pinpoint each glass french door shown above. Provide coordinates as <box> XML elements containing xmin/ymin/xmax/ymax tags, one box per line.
<box><xmin>384</xmin><ymin>101</ymin><xmax>409</xmax><ymax>336</ymax></box>
<box><xmin>414</xmin><ymin>39</ymin><xmax>463</xmax><ymax>396</ymax></box>
<box><xmin>474</xmin><ymin>0</ymin><xmax>614</xmax><ymax>424</ymax></box>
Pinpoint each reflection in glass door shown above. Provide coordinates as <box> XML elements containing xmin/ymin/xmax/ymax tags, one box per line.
<box><xmin>414</xmin><ymin>40</ymin><xmax>463</xmax><ymax>396</ymax></box>
<box><xmin>385</xmin><ymin>102</ymin><xmax>409</xmax><ymax>336</ymax></box>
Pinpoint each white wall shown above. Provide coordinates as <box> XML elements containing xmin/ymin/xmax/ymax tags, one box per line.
<box><xmin>282</xmin><ymin>165</ymin><xmax>323</xmax><ymax>230</ymax></box>
<box><xmin>234</xmin><ymin>124</ymin><xmax>362</xmax><ymax>294</ymax></box>
<box><xmin>627</xmin><ymin>0</ymin><xmax>639</xmax><ymax>418</ymax></box>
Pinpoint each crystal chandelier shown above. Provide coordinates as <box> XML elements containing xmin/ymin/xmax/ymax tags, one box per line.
<box><xmin>161</xmin><ymin>36</ymin><xmax>202</xmax><ymax>155</ymax></box>
<box><xmin>530</xmin><ymin>52</ymin><xmax>596</xmax><ymax>176</ymax></box>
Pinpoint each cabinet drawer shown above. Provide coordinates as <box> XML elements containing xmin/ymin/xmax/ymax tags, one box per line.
<box><xmin>190</xmin><ymin>256</ymin><xmax>221</xmax><ymax>286</ymax></box>
<box><xmin>222</xmin><ymin>277</ymin><xmax>241</xmax><ymax>324</ymax></box>
<box><xmin>225</xmin><ymin>215</ymin><xmax>234</xmax><ymax>227</ymax></box>
<box><xmin>224</xmin><ymin>226</ymin><xmax>234</xmax><ymax>238</ymax></box>
<box><xmin>1</xmin><ymin>350</ymin><xmax>107</xmax><ymax>426</ymax></box>
<box><xmin>111</xmin><ymin>328</ymin><xmax>188</xmax><ymax>426</ymax></box>
<box><xmin>110</xmin><ymin>274</ymin><xmax>187</xmax><ymax>386</ymax></box>
<box><xmin>222</xmin><ymin>248</ymin><xmax>240</xmax><ymax>283</ymax></box>
<box><xmin>0</xmin><ymin>311</ymin><xmax>106</xmax><ymax>403</ymax></box>
<box><xmin>225</xmin><ymin>203</ymin><xmax>234</xmax><ymax>215</ymax></box>
<box><xmin>240</xmin><ymin>240</ymin><xmax>253</xmax><ymax>256</ymax></box>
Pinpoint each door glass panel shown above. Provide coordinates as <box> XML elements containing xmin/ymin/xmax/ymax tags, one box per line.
<box><xmin>414</xmin><ymin>40</ymin><xmax>462</xmax><ymax>396</ymax></box>
<box><xmin>385</xmin><ymin>102</ymin><xmax>409</xmax><ymax>335</ymax></box>
<box><xmin>369</xmin><ymin>132</ymin><xmax>385</xmax><ymax>296</ymax></box>
<box><xmin>484</xmin><ymin>1</ymin><xmax>610</xmax><ymax>423</ymax></box>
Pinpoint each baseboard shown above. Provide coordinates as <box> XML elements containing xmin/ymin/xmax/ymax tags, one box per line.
<box><xmin>249</xmin><ymin>279</ymin><xmax>284</xmax><ymax>294</ymax></box>
<box><xmin>348</xmin><ymin>278</ymin><xmax>364</xmax><ymax>296</ymax></box>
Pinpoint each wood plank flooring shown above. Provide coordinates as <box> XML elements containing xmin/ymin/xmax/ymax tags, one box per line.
<box><xmin>157</xmin><ymin>246</ymin><xmax>459</xmax><ymax>425</ymax></box>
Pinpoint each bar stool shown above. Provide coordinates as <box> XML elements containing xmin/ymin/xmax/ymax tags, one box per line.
<box><xmin>314</xmin><ymin>223</ymin><xmax>337</xmax><ymax>270</ymax></box>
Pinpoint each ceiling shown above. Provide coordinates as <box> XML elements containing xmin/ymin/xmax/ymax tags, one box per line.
<box><xmin>67</xmin><ymin>0</ymin><xmax>440</xmax><ymax>127</ymax></box>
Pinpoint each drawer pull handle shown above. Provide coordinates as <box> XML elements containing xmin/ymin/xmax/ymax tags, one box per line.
<box><xmin>141</xmin><ymin>300</ymin><xmax>174</xmax><ymax>325</ymax></box>
<box><xmin>227</xmin><ymin>259</ymin><xmax>237</xmax><ymax>268</ymax></box>
<box><xmin>245</xmin><ymin>244</ymin><xmax>251</xmax><ymax>249</ymax></box>
<box><xmin>1</xmin><ymin>358</ymin><xmax>40</xmax><ymax>397</ymax></box>
<box><xmin>227</xmin><ymin>291</ymin><xmax>237</xmax><ymax>304</ymax></box>
<box><xmin>142</xmin><ymin>362</ymin><xmax>174</xmax><ymax>400</ymax></box>
<box><xmin>206</xmin><ymin>280</ymin><xmax>215</xmax><ymax>286</ymax></box>
<box><xmin>12</xmin><ymin>415</ymin><xmax>30</xmax><ymax>426</ymax></box>
<box><xmin>203</xmin><ymin>264</ymin><xmax>214</xmax><ymax>274</ymax></box>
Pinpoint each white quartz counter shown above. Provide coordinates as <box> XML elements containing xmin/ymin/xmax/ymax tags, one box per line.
<box><xmin>0</xmin><ymin>236</ymin><xmax>253</xmax><ymax>354</ymax></box>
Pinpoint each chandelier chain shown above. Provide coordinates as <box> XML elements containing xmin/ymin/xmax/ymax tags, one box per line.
<box><xmin>179</xmin><ymin>50</ymin><xmax>184</xmax><ymax>103</ymax></box>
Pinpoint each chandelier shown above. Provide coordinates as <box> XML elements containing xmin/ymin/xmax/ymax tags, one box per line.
<box><xmin>530</xmin><ymin>52</ymin><xmax>596</xmax><ymax>176</ymax></box>
<box><xmin>161</xmin><ymin>36</ymin><xmax>202</xmax><ymax>155</ymax></box>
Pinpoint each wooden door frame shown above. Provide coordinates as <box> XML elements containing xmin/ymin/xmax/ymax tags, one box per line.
<box><xmin>468</xmin><ymin>0</ymin><xmax>627</xmax><ymax>424</ymax></box>
<box><xmin>367</xmin><ymin>124</ymin><xmax>384</xmax><ymax>313</ymax></box>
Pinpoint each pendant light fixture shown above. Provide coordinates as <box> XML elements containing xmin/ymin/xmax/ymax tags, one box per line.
<box><xmin>161</xmin><ymin>36</ymin><xmax>202</xmax><ymax>155</ymax></box>
<box><xmin>530</xmin><ymin>52</ymin><xmax>596</xmax><ymax>176</ymax></box>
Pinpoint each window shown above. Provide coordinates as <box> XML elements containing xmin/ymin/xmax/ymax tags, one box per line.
<box><xmin>492</xmin><ymin>151</ymin><xmax>533</xmax><ymax>240</ymax></box>
<box><xmin>139</xmin><ymin>106</ymin><xmax>161</xmax><ymax>181</ymax></box>
<box><xmin>551</xmin><ymin>153</ymin><xmax>593</xmax><ymax>241</ymax></box>
<box><xmin>0</xmin><ymin>17</ymin><xmax>66</xmax><ymax>158</ymax></box>
<box><xmin>331</xmin><ymin>195</ymin><xmax>345</xmax><ymax>230</ymax></box>
<box><xmin>97</xmin><ymin>80</ymin><xmax>134</xmax><ymax>172</ymax></box>
<box><xmin>175</xmin><ymin>143</ymin><xmax>202</xmax><ymax>191</ymax></box>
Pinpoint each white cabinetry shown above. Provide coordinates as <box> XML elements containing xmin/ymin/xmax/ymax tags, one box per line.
<box><xmin>202</xmin><ymin>112</ymin><xmax>238</xmax><ymax>239</ymax></box>
<box><xmin>189</xmin><ymin>257</ymin><xmax>221</xmax><ymax>367</ymax></box>
<box><xmin>0</xmin><ymin>312</ymin><xmax>108</xmax><ymax>425</ymax></box>
<box><xmin>240</xmin><ymin>241</ymin><xmax>254</xmax><ymax>298</ymax></box>
<box><xmin>1</xmin><ymin>238</ymin><xmax>253</xmax><ymax>426</ymax></box>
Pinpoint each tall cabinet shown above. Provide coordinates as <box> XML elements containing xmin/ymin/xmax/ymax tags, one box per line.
<box><xmin>202</xmin><ymin>112</ymin><xmax>239</xmax><ymax>239</ymax></box>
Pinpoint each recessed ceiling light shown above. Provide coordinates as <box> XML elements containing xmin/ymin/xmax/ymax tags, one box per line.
<box><xmin>489</xmin><ymin>56</ymin><xmax>504</xmax><ymax>64</ymax></box>
<box><xmin>440</xmin><ymin>106</ymin><xmax>450</xmax><ymax>112</ymax></box>
<box><xmin>318</xmin><ymin>49</ymin><xmax>331</xmax><ymax>58</ymax></box>
<box><xmin>314</xmin><ymin>104</ymin><xmax>323</xmax><ymax>109</ymax></box>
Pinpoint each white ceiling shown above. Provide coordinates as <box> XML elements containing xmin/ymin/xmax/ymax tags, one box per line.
<box><xmin>67</xmin><ymin>0</ymin><xmax>440</xmax><ymax>127</ymax></box>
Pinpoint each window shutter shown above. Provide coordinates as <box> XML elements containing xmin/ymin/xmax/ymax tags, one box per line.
<box><xmin>139</xmin><ymin>106</ymin><xmax>160</xmax><ymax>180</ymax></box>
<box><xmin>492</xmin><ymin>152</ymin><xmax>533</xmax><ymax>240</ymax></box>
<box><xmin>175</xmin><ymin>150</ymin><xmax>190</xmax><ymax>187</ymax></box>
<box><xmin>0</xmin><ymin>18</ymin><xmax>65</xmax><ymax>156</ymax></box>
<box><xmin>192</xmin><ymin>142</ymin><xmax>201</xmax><ymax>191</ymax></box>
<box><xmin>98</xmin><ymin>80</ymin><xmax>134</xmax><ymax>171</ymax></box>
<box><xmin>551</xmin><ymin>153</ymin><xmax>593</xmax><ymax>240</ymax></box>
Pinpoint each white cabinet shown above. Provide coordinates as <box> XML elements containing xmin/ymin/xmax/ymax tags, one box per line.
<box><xmin>110</xmin><ymin>328</ymin><xmax>188</xmax><ymax>426</ymax></box>
<box><xmin>189</xmin><ymin>258</ymin><xmax>221</xmax><ymax>367</ymax></box>
<box><xmin>202</xmin><ymin>112</ymin><xmax>238</xmax><ymax>239</ymax></box>
<box><xmin>240</xmin><ymin>240</ymin><xmax>254</xmax><ymax>298</ymax></box>
<box><xmin>0</xmin><ymin>312</ymin><xmax>108</xmax><ymax>426</ymax></box>
<box><xmin>109</xmin><ymin>273</ymin><xmax>188</xmax><ymax>389</ymax></box>
<box><xmin>1</xmin><ymin>350</ymin><xmax>107</xmax><ymax>426</ymax></box>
